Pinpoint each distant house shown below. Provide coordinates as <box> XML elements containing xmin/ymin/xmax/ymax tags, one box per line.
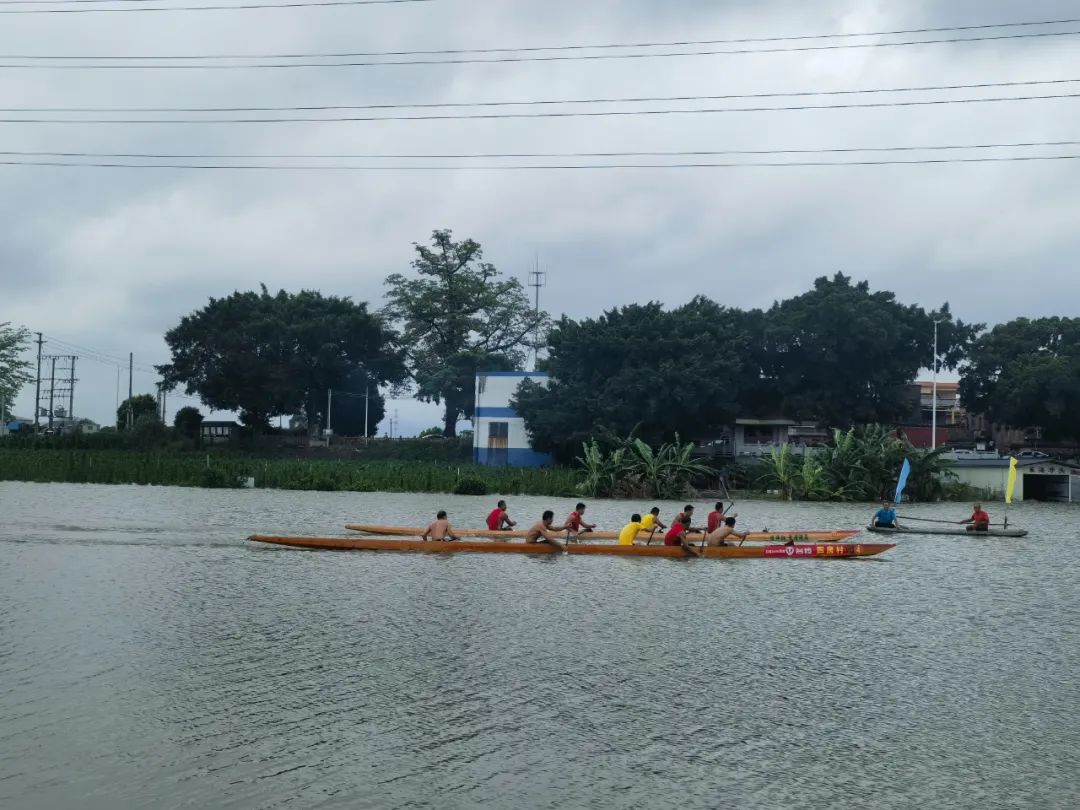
<box><xmin>472</xmin><ymin>372</ymin><xmax>552</xmax><ymax>467</ymax></box>
<box><xmin>200</xmin><ymin>421</ymin><xmax>240</xmax><ymax>444</ymax></box>
<box><xmin>732</xmin><ymin>418</ymin><xmax>829</xmax><ymax>457</ymax></box>
<box><xmin>951</xmin><ymin>457</ymin><xmax>1080</xmax><ymax>502</ymax></box>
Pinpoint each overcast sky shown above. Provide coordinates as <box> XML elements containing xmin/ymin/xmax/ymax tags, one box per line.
<box><xmin>3</xmin><ymin>0</ymin><xmax>1079</xmax><ymax>434</ymax></box>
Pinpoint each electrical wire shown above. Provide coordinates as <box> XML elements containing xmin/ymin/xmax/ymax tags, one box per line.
<box><xmin>4</xmin><ymin>139</ymin><xmax>1080</xmax><ymax>161</ymax></box>
<box><xmin>3</xmin><ymin>15</ymin><xmax>1078</xmax><ymax>53</ymax></box>
<box><xmin>0</xmin><ymin>0</ymin><xmax>430</xmax><ymax>13</ymax></box>
<box><xmin>2</xmin><ymin>91</ymin><xmax>1078</xmax><ymax>123</ymax></box>
<box><xmin>5</xmin><ymin>154</ymin><xmax>1080</xmax><ymax>170</ymax></box>
<box><xmin>1</xmin><ymin>77</ymin><xmax>1077</xmax><ymax>113</ymax></box>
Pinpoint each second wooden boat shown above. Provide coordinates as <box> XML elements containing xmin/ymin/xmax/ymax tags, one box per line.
<box><xmin>867</xmin><ymin>525</ymin><xmax>1028</xmax><ymax>538</ymax></box>
<box><xmin>252</xmin><ymin>535</ymin><xmax>895</xmax><ymax>559</ymax></box>
<box><xmin>344</xmin><ymin>523</ymin><xmax>860</xmax><ymax>543</ymax></box>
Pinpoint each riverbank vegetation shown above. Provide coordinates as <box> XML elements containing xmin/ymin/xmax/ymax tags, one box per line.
<box><xmin>576</xmin><ymin>436</ymin><xmax>711</xmax><ymax>499</ymax></box>
<box><xmin>0</xmin><ymin>449</ymin><xmax>579</xmax><ymax>496</ymax></box>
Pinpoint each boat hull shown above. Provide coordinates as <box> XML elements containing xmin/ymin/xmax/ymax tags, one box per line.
<box><xmin>344</xmin><ymin>524</ymin><xmax>860</xmax><ymax>543</ymax></box>
<box><xmin>250</xmin><ymin>535</ymin><xmax>894</xmax><ymax>559</ymax></box>
<box><xmin>867</xmin><ymin>525</ymin><xmax>1028</xmax><ymax>538</ymax></box>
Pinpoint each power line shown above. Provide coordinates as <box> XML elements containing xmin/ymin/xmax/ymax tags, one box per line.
<box><xmin>3</xmin><ymin>91</ymin><xmax>1078</xmax><ymax>123</ymax></box>
<box><xmin>2</xmin><ymin>77</ymin><xmax>1077</xmax><ymax>113</ymax></box>
<box><xmin>2</xmin><ymin>27</ymin><xmax>1079</xmax><ymax>58</ymax></box>
<box><xmin>0</xmin><ymin>0</ymin><xmax>430</xmax><ymax>14</ymax></box>
<box><xmin>4</xmin><ymin>15</ymin><xmax>1079</xmax><ymax>55</ymax></box>
<box><xmin>5</xmin><ymin>154</ymin><xmax>1080</xmax><ymax>170</ymax></box>
<box><xmin>5</xmin><ymin>140</ymin><xmax>1080</xmax><ymax>161</ymax></box>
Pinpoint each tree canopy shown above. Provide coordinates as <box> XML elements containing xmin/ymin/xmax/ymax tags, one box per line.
<box><xmin>173</xmin><ymin>406</ymin><xmax>204</xmax><ymax>439</ymax></box>
<box><xmin>959</xmin><ymin>317</ymin><xmax>1080</xmax><ymax>440</ymax></box>
<box><xmin>759</xmin><ymin>274</ymin><xmax>980</xmax><ymax>426</ymax></box>
<box><xmin>513</xmin><ymin>298</ymin><xmax>761</xmax><ymax>461</ymax></box>
<box><xmin>383</xmin><ymin>230</ymin><xmax>546</xmax><ymax>436</ymax></box>
<box><xmin>0</xmin><ymin>322</ymin><xmax>32</xmax><ymax>419</ymax></box>
<box><xmin>117</xmin><ymin>394</ymin><xmax>159</xmax><ymax>430</ymax></box>
<box><xmin>159</xmin><ymin>287</ymin><xmax>405</xmax><ymax>430</ymax></box>
<box><xmin>329</xmin><ymin>370</ymin><xmax>387</xmax><ymax>437</ymax></box>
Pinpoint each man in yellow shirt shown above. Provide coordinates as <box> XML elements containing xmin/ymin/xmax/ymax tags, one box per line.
<box><xmin>618</xmin><ymin>514</ymin><xmax>644</xmax><ymax>545</ymax></box>
<box><xmin>639</xmin><ymin>507</ymin><xmax>667</xmax><ymax>539</ymax></box>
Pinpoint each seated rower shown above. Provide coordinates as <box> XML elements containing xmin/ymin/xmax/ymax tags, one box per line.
<box><xmin>422</xmin><ymin>510</ymin><xmax>460</xmax><ymax>542</ymax></box>
<box><xmin>639</xmin><ymin>507</ymin><xmax>667</xmax><ymax>541</ymax></box>
<box><xmin>706</xmin><ymin>501</ymin><xmax>737</xmax><ymax>534</ymax></box>
<box><xmin>663</xmin><ymin>511</ymin><xmax>705</xmax><ymax>555</ymax></box>
<box><xmin>961</xmin><ymin>503</ymin><xmax>990</xmax><ymax>532</ymax></box>
<box><xmin>618</xmin><ymin>514</ymin><xmax>644</xmax><ymax>546</ymax></box>
<box><xmin>705</xmin><ymin>516</ymin><xmax>749</xmax><ymax>546</ymax></box>
<box><xmin>525</xmin><ymin>510</ymin><xmax>568</xmax><ymax>552</ymax></box>
<box><xmin>486</xmin><ymin>499</ymin><xmax>516</xmax><ymax>531</ymax></box>
<box><xmin>873</xmin><ymin>500</ymin><xmax>898</xmax><ymax>529</ymax></box>
<box><xmin>562</xmin><ymin>502</ymin><xmax>596</xmax><ymax>540</ymax></box>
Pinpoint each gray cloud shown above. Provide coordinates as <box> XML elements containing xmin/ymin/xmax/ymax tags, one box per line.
<box><xmin>2</xmin><ymin>0</ymin><xmax>1079</xmax><ymax>432</ymax></box>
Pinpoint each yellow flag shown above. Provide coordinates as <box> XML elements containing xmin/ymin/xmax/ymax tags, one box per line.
<box><xmin>1006</xmin><ymin>457</ymin><xmax>1018</xmax><ymax>504</ymax></box>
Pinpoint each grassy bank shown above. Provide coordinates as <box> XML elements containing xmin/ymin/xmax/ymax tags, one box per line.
<box><xmin>0</xmin><ymin>449</ymin><xmax>581</xmax><ymax>497</ymax></box>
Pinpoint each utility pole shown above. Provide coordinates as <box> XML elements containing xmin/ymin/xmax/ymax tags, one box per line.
<box><xmin>364</xmin><ymin>385</ymin><xmax>370</xmax><ymax>440</ymax></box>
<box><xmin>68</xmin><ymin>357</ymin><xmax>76</xmax><ymax>423</ymax></box>
<box><xmin>127</xmin><ymin>352</ymin><xmax>133</xmax><ymax>430</ymax></box>
<box><xmin>47</xmin><ymin>356</ymin><xmax>57</xmax><ymax>430</ymax></box>
<box><xmin>931</xmin><ymin>320</ymin><xmax>940</xmax><ymax>450</ymax></box>
<box><xmin>326</xmin><ymin>388</ymin><xmax>332</xmax><ymax>440</ymax></box>
<box><xmin>33</xmin><ymin>332</ymin><xmax>43</xmax><ymax>433</ymax></box>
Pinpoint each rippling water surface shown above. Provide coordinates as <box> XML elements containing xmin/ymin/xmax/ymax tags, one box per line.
<box><xmin>1</xmin><ymin>481</ymin><xmax>1078</xmax><ymax>809</ymax></box>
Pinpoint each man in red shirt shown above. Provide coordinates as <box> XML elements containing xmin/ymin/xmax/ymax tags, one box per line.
<box><xmin>562</xmin><ymin>502</ymin><xmax>596</xmax><ymax>540</ymax></box>
<box><xmin>486</xmin><ymin>500</ymin><xmax>516</xmax><ymax>532</ymax></box>
<box><xmin>664</xmin><ymin>508</ymin><xmax>705</xmax><ymax>555</ymax></box>
<box><xmin>706</xmin><ymin>502</ymin><xmax>738</xmax><ymax>534</ymax></box>
<box><xmin>962</xmin><ymin>503</ymin><xmax>991</xmax><ymax>532</ymax></box>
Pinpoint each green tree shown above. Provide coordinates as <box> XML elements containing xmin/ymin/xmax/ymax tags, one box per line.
<box><xmin>513</xmin><ymin>298</ymin><xmax>760</xmax><ymax>462</ymax></box>
<box><xmin>159</xmin><ymin>287</ymin><xmax>406</xmax><ymax>430</ymax></box>
<box><xmin>417</xmin><ymin>426</ymin><xmax>443</xmax><ymax>438</ymax></box>
<box><xmin>383</xmin><ymin>230</ymin><xmax>547</xmax><ymax>437</ymax></box>
<box><xmin>173</xmin><ymin>405</ymin><xmax>204</xmax><ymax>439</ymax></box>
<box><xmin>0</xmin><ymin>322</ymin><xmax>33</xmax><ymax>421</ymax></box>
<box><xmin>329</xmin><ymin>378</ymin><xmax>387</xmax><ymax>437</ymax></box>
<box><xmin>959</xmin><ymin>317</ymin><xmax>1080</xmax><ymax>440</ymax></box>
<box><xmin>117</xmin><ymin>394</ymin><xmax>159</xmax><ymax>430</ymax></box>
<box><xmin>759</xmin><ymin>274</ymin><xmax>980</xmax><ymax>426</ymax></box>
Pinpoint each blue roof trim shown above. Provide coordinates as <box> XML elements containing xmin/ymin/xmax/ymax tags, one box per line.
<box><xmin>476</xmin><ymin>407</ymin><xmax>519</xmax><ymax>418</ymax></box>
<box><xmin>477</xmin><ymin>371</ymin><xmax>548</xmax><ymax>378</ymax></box>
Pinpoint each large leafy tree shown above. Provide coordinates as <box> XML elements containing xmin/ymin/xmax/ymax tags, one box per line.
<box><xmin>117</xmin><ymin>394</ymin><xmax>159</xmax><ymax>429</ymax></box>
<box><xmin>513</xmin><ymin>298</ymin><xmax>761</xmax><ymax>461</ymax></box>
<box><xmin>959</xmin><ymin>317</ymin><xmax>1080</xmax><ymax>440</ymax></box>
<box><xmin>760</xmin><ymin>274</ymin><xmax>980</xmax><ymax>426</ymax></box>
<box><xmin>173</xmin><ymin>406</ymin><xmax>204</xmax><ymax>439</ymax></box>
<box><xmin>159</xmin><ymin>287</ymin><xmax>405</xmax><ymax>430</ymax></box>
<box><xmin>383</xmin><ymin>230</ymin><xmax>547</xmax><ymax>436</ymax></box>
<box><xmin>329</xmin><ymin>368</ymin><xmax>387</xmax><ymax>437</ymax></box>
<box><xmin>0</xmin><ymin>322</ymin><xmax>33</xmax><ymax>420</ymax></box>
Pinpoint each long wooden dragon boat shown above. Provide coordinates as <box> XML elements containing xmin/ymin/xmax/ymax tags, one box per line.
<box><xmin>344</xmin><ymin>524</ymin><xmax>860</xmax><ymax>544</ymax></box>
<box><xmin>250</xmin><ymin>535</ymin><xmax>894</xmax><ymax>559</ymax></box>
<box><xmin>867</xmin><ymin>525</ymin><xmax>1029</xmax><ymax>538</ymax></box>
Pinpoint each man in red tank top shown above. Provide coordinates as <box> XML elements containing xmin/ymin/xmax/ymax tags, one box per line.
<box><xmin>486</xmin><ymin>500</ymin><xmax>515</xmax><ymax>531</ymax></box>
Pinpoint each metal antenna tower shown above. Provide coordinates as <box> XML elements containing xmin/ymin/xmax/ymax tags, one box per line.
<box><xmin>528</xmin><ymin>257</ymin><xmax>546</xmax><ymax>370</ymax></box>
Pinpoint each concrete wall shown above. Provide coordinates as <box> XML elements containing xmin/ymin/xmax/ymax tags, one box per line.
<box><xmin>952</xmin><ymin>466</ymin><xmax>1016</xmax><ymax>500</ymax></box>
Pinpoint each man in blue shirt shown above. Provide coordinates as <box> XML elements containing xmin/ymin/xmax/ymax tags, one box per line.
<box><xmin>873</xmin><ymin>500</ymin><xmax>898</xmax><ymax>529</ymax></box>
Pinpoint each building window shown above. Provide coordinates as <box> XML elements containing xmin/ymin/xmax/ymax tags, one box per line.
<box><xmin>743</xmin><ymin>425</ymin><xmax>775</xmax><ymax>444</ymax></box>
<box><xmin>488</xmin><ymin>421</ymin><xmax>509</xmax><ymax>465</ymax></box>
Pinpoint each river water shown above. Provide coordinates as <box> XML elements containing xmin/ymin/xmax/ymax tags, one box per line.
<box><xmin>1</xmin><ymin>481</ymin><xmax>1077</xmax><ymax>809</ymax></box>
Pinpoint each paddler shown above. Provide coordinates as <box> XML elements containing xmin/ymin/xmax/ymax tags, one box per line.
<box><xmin>421</xmin><ymin>510</ymin><xmax>460</xmax><ymax>542</ymax></box>
<box><xmin>486</xmin><ymin>499</ymin><xmax>516</xmax><ymax>531</ymax></box>
<box><xmin>663</xmin><ymin>508</ymin><xmax>705</xmax><ymax>553</ymax></box>
<box><xmin>562</xmin><ymin>502</ymin><xmax>596</xmax><ymax>540</ymax></box>
<box><xmin>872</xmin><ymin>500</ymin><xmax>898</xmax><ymax>529</ymax></box>
<box><xmin>639</xmin><ymin>507</ymin><xmax>667</xmax><ymax>542</ymax></box>
<box><xmin>706</xmin><ymin>501</ymin><xmax>737</xmax><ymax>533</ymax></box>
<box><xmin>961</xmin><ymin>502</ymin><xmax>991</xmax><ymax>532</ymax></box>
<box><xmin>618</xmin><ymin>514</ymin><xmax>644</xmax><ymax>546</ymax></box>
<box><xmin>525</xmin><ymin>510</ymin><xmax>568</xmax><ymax>552</ymax></box>
<box><xmin>704</xmin><ymin>516</ymin><xmax>749</xmax><ymax>546</ymax></box>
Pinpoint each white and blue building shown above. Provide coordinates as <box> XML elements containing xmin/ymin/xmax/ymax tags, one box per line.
<box><xmin>472</xmin><ymin>371</ymin><xmax>553</xmax><ymax>467</ymax></box>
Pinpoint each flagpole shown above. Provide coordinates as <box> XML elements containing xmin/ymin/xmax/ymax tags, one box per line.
<box><xmin>931</xmin><ymin>320</ymin><xmax>939</xmax><ymax>450</ymax></box>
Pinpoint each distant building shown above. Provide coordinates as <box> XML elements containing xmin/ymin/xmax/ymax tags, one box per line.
<box><xmin>201</xmin><ymin>421</ymin><xmax>240</xmax><ymax>444</ymax></box>
<box><xmin>731</xmin><ymin>418</ymin><xmax>829</xmax><ymax>457</ymax></box>
<box><xmin>472</xmin><ymin>372</ymin><xmax>552</xmax><ymax>467</ymax></box>
<box><xmin>951</xmin><ymin>457</ymin><xmax>1080</xmax><ymax>502</ymax></box>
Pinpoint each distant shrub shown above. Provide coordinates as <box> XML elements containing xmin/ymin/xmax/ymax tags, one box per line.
<box><xmin>453</xmin><ymin>477</ymin><xmax>488</xmax><ymax>496</ymax></box>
